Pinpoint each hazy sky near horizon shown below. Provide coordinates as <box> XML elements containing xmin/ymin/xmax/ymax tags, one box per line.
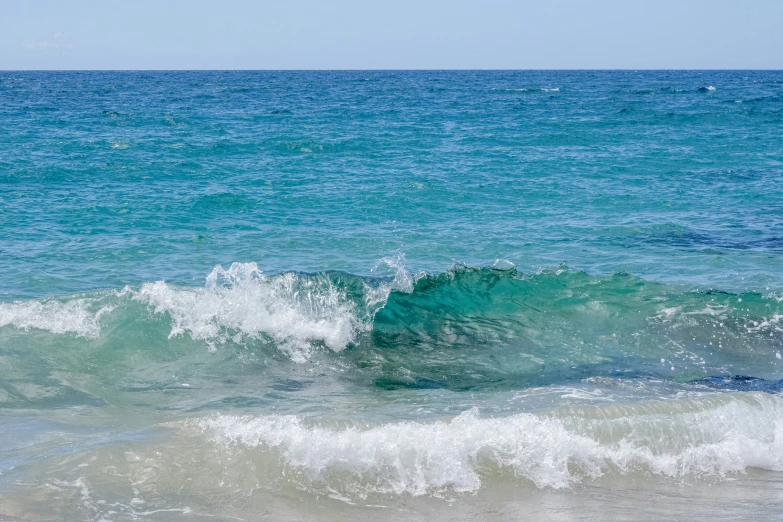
<box><xmin>2</xmin><ymin>0</ymin><xmax>782</xmax><ymax>70</ymax></box>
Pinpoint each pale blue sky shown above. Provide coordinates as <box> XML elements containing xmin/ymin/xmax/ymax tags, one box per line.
<box><xmin>2</xmin><ymin>0</ymin><xmax>781</xmax><ymax>69</ymax></box>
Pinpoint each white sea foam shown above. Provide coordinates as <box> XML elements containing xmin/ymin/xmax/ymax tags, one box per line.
<box><xmin>492</xmin><ymin>258</ymin><xmax>516</xmax><ymax>270</ymax></box>
<box><xmin>0</xmin><ymin>297</ymin><xmax>114</xmax><ymax>338</ymax></box>
<box><xmin>364</xmin><ymin>254</ymin><xmax>416</xmax><ymax>313</ymax></box>
<box><xmin>198</xmin><ymin>393</ymin><xmax>783</xmax><ymax>495</ymax></box>
<box><xmin>745</xmin><ymin>313</ymin><xmax>783</xmax><ymax>333</ymax></box>
<box><xmin>0</xmin><ymin>260</ymin><xmax>408</xmax><ymax>360</ymax></box>
<box><xmin>134</xmin><ymin>262</ymin><xmax>360</xmax><ymax>361</ymax></box>
<box><xmin>766</xmin><ymin>292</ymin><xmax>783</xmax><ymax>303</ymax></box>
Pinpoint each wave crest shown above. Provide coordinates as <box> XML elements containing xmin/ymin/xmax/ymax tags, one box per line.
<box><xmin>1</xmin><ymin>263</ymin><xmax>781</xmax><ymax>374</ymax></box>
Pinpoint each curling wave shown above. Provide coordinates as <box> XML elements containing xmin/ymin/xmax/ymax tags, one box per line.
<box><xmin>0</xmin><ymin>262</ymin><xmax>781</xmax><ymax>380</ymax></box>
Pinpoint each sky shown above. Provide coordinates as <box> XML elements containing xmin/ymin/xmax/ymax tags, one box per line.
<box><xmin>1</xmin><ymin>0</ymin><xmax>782</xmax><ymax>70</ymax></box>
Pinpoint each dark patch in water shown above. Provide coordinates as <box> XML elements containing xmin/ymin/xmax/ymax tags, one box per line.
<box><xmin>374</xmin><ymin>377</ymin><xmax>445</xmax><ymax>390</ymax></box>
<box><xmin>269</xmin><ymin>379</ymin><xmax>311</xmax><ymax>392</ymax></box>
<box><xmin>690</xmin><ymin>375</ymin><xmax>783</xmax><ymax>394</ymax></box>
<box><xmin>605</xmin><ymin>224</ymin><xmax>783</xmax><ymax>252</ymax></box>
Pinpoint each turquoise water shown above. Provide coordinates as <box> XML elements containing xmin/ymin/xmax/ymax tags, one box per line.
<box><xmin>1</xmin><ymin>71</ymin><xmax>783</xmax><ymax>520</ymax></box>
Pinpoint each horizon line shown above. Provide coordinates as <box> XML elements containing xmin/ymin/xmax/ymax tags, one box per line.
<box><xmin>2</xmin><ymin>68</ymin><xmax>782</xmax><ymax>72</ymax></box>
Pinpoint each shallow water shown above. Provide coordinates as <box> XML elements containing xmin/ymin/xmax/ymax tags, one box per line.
<box><xmin>1</xmin><ymin>71</ymin><xmax>783</xmax><ymax>520</ymax></box>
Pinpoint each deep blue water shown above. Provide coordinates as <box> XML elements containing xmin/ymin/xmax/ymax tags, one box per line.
<box><xmin>2</xmin><ymin>71</ymin><xmax>783</xmax><ymax>299</ymax></box>
<box><xmin>1</xmin><ymin>71</ymin><xmax>783</xmax><ymax>519</ymax></box>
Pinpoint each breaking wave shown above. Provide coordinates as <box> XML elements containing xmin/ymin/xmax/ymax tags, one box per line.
<box><xmin>134</xmin><ymin>263</ymin><xmax>361</xmax><ymax>361</ymax></box>
<box><xmin>0</xmin><ymin>262</ymin><xmax>781</xmax><ymax>374</ymax></box>
<box><xmin>196</xmin><ymin>392</ymin><xmax>783</xmax><ymax>495</ymax></box>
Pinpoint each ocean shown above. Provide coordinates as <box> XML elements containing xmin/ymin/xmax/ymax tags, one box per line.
<box><xmin>1</xmin><ymin>70</ymin><xmax>782</xmax><ymax>520</ymax></box>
